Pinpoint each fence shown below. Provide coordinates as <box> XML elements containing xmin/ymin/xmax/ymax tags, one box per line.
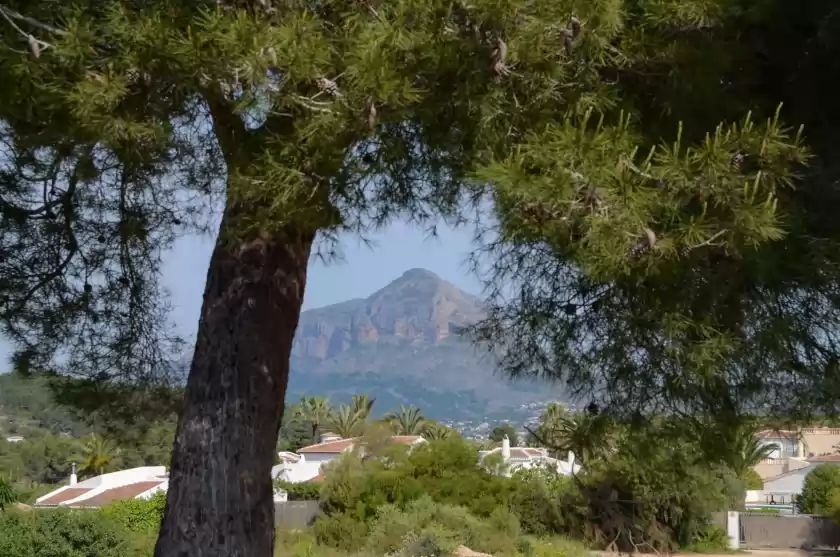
<box><xmin>711</xmin><ymin>512</ymin><xmax>840</xmax><ymax>549</ymax></box>
<box><xmin>274</xmin><ymin>501</ymin><xmax>321</xmax><ymax>529</ymax></box>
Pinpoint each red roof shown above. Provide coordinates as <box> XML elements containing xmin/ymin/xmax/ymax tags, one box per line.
<box><xmin>298</xmin><ymin>435</ymin><xmax>425</xmax><ymax>454</ymax></box>
<box><xmin>72</xmin><ymin>481</ymin><xmax>163</xmax><ymax>507</ymax></box>
<box><xmin>310</xmin><ymin>472</ymin><xmax>326</xmax><ymax>482</ymax></box>
<box><xmin>37</xmin><ymin>488</ymin><xmax>91</xmax><ymax>506</ymax></box>
<box><xmin>298</xmin><ymin>438</ymin><xmax>357</xmax><ymax>454</ymax></box>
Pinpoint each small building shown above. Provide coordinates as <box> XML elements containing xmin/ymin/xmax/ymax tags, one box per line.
<box><xmin>35</xmin><ymin>465</ymin><xmax>168</xmax><ymax>508</ymax></box>
<box><xmin>478</xmin><ymin>435</ymin><xmax>582</xmax><ymax>477</ymax></box>
<box><xmin>271</xmin><ymin>434</ymin><xmax>426</xmax><ymax>484</ymax></box>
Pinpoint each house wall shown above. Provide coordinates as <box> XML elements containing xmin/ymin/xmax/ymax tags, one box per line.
<box><xmin>802</xmin><ymin>430</ymin><xmax>840</xmax><ymax>456</ymax></box>
<box><xmin>302</xmin><ymin>453</ymin><xmax>338</xmax><ymax>464</ymax></box>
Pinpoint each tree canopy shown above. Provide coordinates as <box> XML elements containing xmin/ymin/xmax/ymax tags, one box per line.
<box><xmin>2</xmin><ymin>0</ymin><xmax>836</xmax><ymax>555</ymax></box>
<box><xmin>468</xmin><ymin>0</ymin><xmax>840</xmax><ymax>423</ymax></box>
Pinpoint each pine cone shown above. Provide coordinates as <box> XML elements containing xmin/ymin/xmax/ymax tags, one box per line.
<box><xmin>678</xmin><ymin>245</ymin><xmax>692</xmax><ymax>259</ymax></box>
<box><xmin>316</xmin><ymin>77</ymin><xmax>341</xmax><ymax>97</ymax></box>
<box><xmin>629</xmin><ymin>241</ymin><xmax>650</xmax><ymax>259</ymax></box>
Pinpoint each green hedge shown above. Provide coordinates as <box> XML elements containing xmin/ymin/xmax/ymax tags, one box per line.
<box><xmin>0</xmin><ymin>508</ymin><xmax>133</xmax><ymax>557</ymax></box>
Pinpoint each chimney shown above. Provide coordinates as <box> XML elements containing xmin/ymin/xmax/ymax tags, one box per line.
<box><xmin>568</xmin><ymin>451</ymin><xmax>575</xmax><ymax>467</ymax></box>
<box><xmin>70</xmin><ymin>462</ymin><xmax>77</xmax><ymax>486</ymax></box>
<box><xmin>501</xmin><ymin>435</ymin><xmax>511</xmax><ymax>460</ymax></box>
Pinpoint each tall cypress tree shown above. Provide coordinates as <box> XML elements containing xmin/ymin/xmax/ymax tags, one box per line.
<box><xmin>0</xmin><ymin>0</ymin><xmax>827</xmax><ymax>555</ymax></box>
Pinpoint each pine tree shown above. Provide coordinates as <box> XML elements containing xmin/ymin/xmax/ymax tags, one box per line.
<box><xmin>467</xmin><ymin>1</ymin><xmax>840</xmax><ymax>427</ymax></box>
<box><xmin>1</xmin><ymin>0</ymin><xmax>835</xmax><ymax>555</ymax></box>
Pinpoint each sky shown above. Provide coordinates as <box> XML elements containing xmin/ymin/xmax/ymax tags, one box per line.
<box><xmin>0</xmin><ymin>220</ymin><xmax>483</xmax><ymax>367</ymax></box>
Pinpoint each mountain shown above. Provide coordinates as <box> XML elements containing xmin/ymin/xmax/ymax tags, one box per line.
<box><xmin>287</xmin><ymin>268</ymin><xmax>565</xmax><ymax>421</ymax></box>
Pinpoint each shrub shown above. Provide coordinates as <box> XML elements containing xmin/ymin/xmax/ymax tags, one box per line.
<box><xmin>274</xmin><ymin>480</ymin><xmax>321</xmax><ymax>501</ymax></box>
<box><xmin>510</xmin><ymin>466</ymin><xmax>582</xmax><ymax>536</ymax></box>
<box><xmin>364</xmin><ymin>496</ymin><xmax>520</xmax><ymax>557</ymax></box>
<box><xmin>319</xmin><ymin>437</ymin><xmax>516</xmax><ymax>521</ymax></box>
<box><xmin>744</xmin><ymin>469</ymin><xmax>763</xmax><ymax>490</ymax></box>
<box><xmin>0</xmin><ymin>508</ymin><xmax>131</xmax><ymax>557</ymax></box>
<box><xmin>312</xmin><ymin>511</ymin><xmax>369</xmax><ymax>552</ymax></box>
<box><xmin>682</xmin><ymin>524</ymin><xmax>731</xmax><ymax>553</ymax></box>
<box><xmin>800</xmin><ymin>465</ymin><xmax>840</xmax><ymax>514</ymax></box>
<box><xmin>100</xmin><ymin>490</ymin><xmax>166</xmax><ymax>533</ymax></box>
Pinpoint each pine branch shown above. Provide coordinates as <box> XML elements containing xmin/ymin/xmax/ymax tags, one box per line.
<box><xmin>0</xmin><ymin>4</ymin><xmax>66</xmax><ymax>35</ymax></box>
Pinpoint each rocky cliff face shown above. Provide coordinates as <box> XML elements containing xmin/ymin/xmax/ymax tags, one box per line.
<box><xmin>292</xmin><ymin>268</ymin><xmax>486</xmax><ymax>361</ymax></box>
<box><xmin>287</xmin><ymin>268</ymin><xmax>563</xmax><ymax>421</ymax></box>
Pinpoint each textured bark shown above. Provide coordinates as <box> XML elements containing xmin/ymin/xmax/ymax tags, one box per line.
<box><xmin>154</xmin><ymin>210</ymin><xmax>314</xmax><ymax>557</ymax></box>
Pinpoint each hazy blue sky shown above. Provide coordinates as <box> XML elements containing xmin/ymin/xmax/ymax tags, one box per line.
<box><xmin>1</xmin><ymin>221</ymin><xmax>482</xmax><ymax>367</ymax></box>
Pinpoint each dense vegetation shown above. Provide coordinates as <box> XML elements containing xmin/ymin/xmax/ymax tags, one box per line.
<box><xmin>0</xmin><ymin>382</ymin><xmax>769</xmax><ymax>555</ymax></box>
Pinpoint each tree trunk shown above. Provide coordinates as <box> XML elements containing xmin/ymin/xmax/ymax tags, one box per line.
<box><xmin>154</xmin><ymin>210</ymin><xmax>314</xmax><ymax>557</ymax></box>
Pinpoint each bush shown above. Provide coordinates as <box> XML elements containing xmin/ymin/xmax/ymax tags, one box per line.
<box><xmin>0</xmin><ymin>508</ymin><xmax>132</xmax><ymax>557</ymax></box>
<box><xmin>100</xmin><ymin>490</ymin><xmax>166</xmax><ymax>533</ymax></box>
<box><xmin>510</xmin><ymin>466</ymin><xmax>582</xmax><ymax>536</ymax></box>
<box><xmin>319</xmin><ymin>437</ymin><xmax>516</xmax><ymax>521</ymax></box>
<box><xmin>682</xmin><ymin>524</ymin><xmax>731</xmax><ymax>553</ymax></box>
<box><xmin>364</xmin><ymin>496</ymin><xmax>521</xmax><ymax>557</ymax></box>
<box><xmin>800</xmin><ymin>465</ymin><xmax>840</xmax><ymax>514</ymax></box>
<box><xmin>744</xmin><ymin>469</ymin><xmax>763</xmax><ymax>490</ymax></box>
<box><xmin>274</xmin><ymin>480</ymin><xmax>321</xmax><ymax>501</ymax></box>
<box><xmin>312</xmin><ymin>511</ymin><xmax>369</xmax><ymax>552</ymax></box>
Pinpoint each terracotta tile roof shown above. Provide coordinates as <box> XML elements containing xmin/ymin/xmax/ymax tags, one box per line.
<box><xmin>809</xmin><ymin>454</ymin><xmax>840</xmax><ymax>462</ymax></box>
<box><xmin>37</xmin><ymin>488</ymin><xmax>91</xmax><ymax>506</ymax></box>
<box><xmin>72</xmin><ymin>481</ymin><xmax>163</xmax><ymax>507</ymax></box>
<box><xmin>310</xmin><ymin>471</ymin><xmax>326</xmax><ymax>482</ymax></box>
<box><xmin>756</xmin><ymin>429</ymin><xmax>798</xmax><ymax>439</ymax></box>
<box><xmin>298</xmin><ymin>438</ymin><xmax>358</xmax><ymax>454</ymax></box>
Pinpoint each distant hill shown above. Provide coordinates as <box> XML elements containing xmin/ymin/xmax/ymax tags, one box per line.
<box><xmin>287</xmin><ymin>268</ymin><xmax>565</xmax><ymax>421</ymax></box>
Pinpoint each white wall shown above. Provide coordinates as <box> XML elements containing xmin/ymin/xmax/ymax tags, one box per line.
<box><xmin>763</xmin><ymin>464</ymin><xmax>818</xmax><ymax>495</ymax></box>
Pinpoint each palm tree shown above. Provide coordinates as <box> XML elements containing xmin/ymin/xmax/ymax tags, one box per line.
<box><xmin>422</xmin><ymin>422</ymin><xmax>454</xmax><ymax>440</ymax></box>
<box><xmin>328</xmin><ymin>404</ymin><xmax>366</xmax><ymax>439</ymax></box>
<box><xmin>76</xmin><ymin>434</ymin><xmax>120</xmax><ymax>477</ymax></box>
<box><xmin>721</xmin><ymin>421</ymin><xmax>777</xmax><ymax>478</ymax></box>
<box><xmin>0</xmin><ymin>477</ymin><xmax>17</xmax><ymax>511</ymax></box>
<box><xmin>290</xmin><ymin>396</ymin><xmax>332</xmax><ymax>442</ymax></box>
<box><xmin>351</xmin><ymin>394</ymin><xmax>375</xmax><ymax>422</ymax></box>
<box><xmin>385</xmin><ymin>405</ymin><xmax>426</xmax><ymax>435</ymax></box>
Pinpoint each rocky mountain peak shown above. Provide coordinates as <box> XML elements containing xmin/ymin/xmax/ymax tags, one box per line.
<box><xmin>292</xmin><ymin>269</ymin><xmax>485</xmax><ymax>361</ymax></box>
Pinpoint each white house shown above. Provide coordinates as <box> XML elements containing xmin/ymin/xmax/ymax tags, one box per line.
<box><xmin>271</xmin><ymin>434</ymin><xmax>427</xmax><ymax>484</ymax></box>
<box><xmin>755</xmin><ymin>429</ymin><xmax>806</xmax><ymax>459</ymax></box>
<box><xmin>747</xmin><ymin>455</ymin><xmax>840</xmax><ymax>505</ymax></box>
<box><xmin>35</xmin><ymin>465</ymin><xmax>168</xmax><ymax>508</ymax></box>
<box><xmin>478</xmin><ymin>435</ymin><xmax>582</xmax><ymax>477</ymax></box>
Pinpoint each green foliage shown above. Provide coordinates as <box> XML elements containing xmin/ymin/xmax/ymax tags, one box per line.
<box><xmin>320</xmin><ymin>437</ymin><xmax>516</xmax><ymax>521</ymax></box>
<box><xmin>489</xmin><ymin>423</ymin><xmax>519</xmax><ymax>446</ymax></box>
<box><xmin>509</xmin><ymin>467</ymin><xmax>582</xmax><ymax>537</ymax></box>
<box><xmin>0</xmin><ymin>508</ymin><xmax>131</xmax><ymax>557</ymax></box>
<box><xmin>800</xmin><ymin>465</ymin><xmax>840</xmax><ymax>514</ymax></box>
<box><xmin>384</xmin><ymin>406</ymin><xmax>426</xmax><ymax>436</ymax></box>
<box><xmin>100</xmin><ymin>491</ymin><xmax>166</xmax><ymax>534</ymax></box>
<box><xmin>0</xmin><ymin>476</ymin><xmax>17</xmax><ymax>510</ymax></box>
<box><xmin>363</xmin><ymin>496</ymin><xmax>520</xmax><ymax>557</ymax></box>
<box><xmin>744</xmin><ymin>468</ymin><xmax>763</xmax><ymax>490</ymax></box>
<box><xmin>274</xmin><ymin>480</ymin><xmax>321</xmax><ymax>502</ymax></box>
<box><xmin>682</xmin><ymin>525</ymin><xmax>731</xmax><ymax>554</ymax></box>
<box><xmin>312</xmin><ymin>511</ymin><xmax>369</xmax><ymax>552</ymax></box>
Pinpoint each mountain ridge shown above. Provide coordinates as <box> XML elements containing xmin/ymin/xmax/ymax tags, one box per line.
<box><xmin>287</xmin><ymin>268</ymin><xmax>563</xmax><ymax>421</ymax></box>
